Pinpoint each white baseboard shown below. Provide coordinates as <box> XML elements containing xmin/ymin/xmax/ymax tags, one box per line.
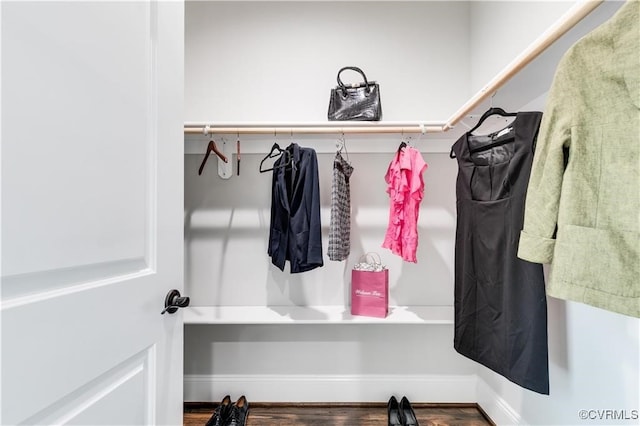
<box><xmin>476</xmin><ymin>377</ymin><xmax>523</xmax><ymax>426</ymax></box>
<box><xmin>184</xmin><ymin>374</ymin><xmax>478</xmax><ymax>404</ymax></box>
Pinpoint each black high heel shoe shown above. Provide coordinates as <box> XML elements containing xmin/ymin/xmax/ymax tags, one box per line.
<box><xmin>399</xmin><ymin>396</ymin><xmax>419</xmax><ymax>426</ymax></box>
<box><xmin>388</xmin><ymin>396</ymin><xmax>402</xmax><ymax>426</ymax></box>
<box><xmin>205</xmin><ymin>395</ymin><xmax>231</xmax><ymax>426</ymax></box>
<box><xmin>225</xmin><ymin>395</ymin><xmax>249</xmax><ymax>426</ymax></box>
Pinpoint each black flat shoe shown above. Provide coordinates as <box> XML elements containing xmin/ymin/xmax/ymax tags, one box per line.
<box><xmin>225</xmin><ymin>395</ymin><xmax>249</xmax><ymax>426</ymax></box>
<box><xmin>399</xmin><ymin>396</ymin><xmax>419</xmax><ymax>426</ymax></box>
<box><xmin>205</xmin><ymin>395</ymin><xmax>231</xmax><ymax>426</ymax></box>
<box><xmin>388</xmin><ymin>396</ymin><xmax>402</xmax><ymax>426</ymax></box>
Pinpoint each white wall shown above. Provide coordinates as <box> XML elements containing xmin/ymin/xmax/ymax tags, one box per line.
<box><xmin>184</xmin><ymin>324</ymin><xmax>478</xmax><ymax>403</ymax></box>
<box><xmin>184</xmin><ymin>152</ymin><xmax>457</xmax><ymax>307</ymax></box>
<box><xmin>478</xmin><ymin>299</ymin><xmax>640</xmax><ymax>426</ymax></box>
<box><xmin>185</xmin><ymin>1</ymin><xmax>471</xmax><ymax>122</ymax></box>
<box><xmin>468</xmin><ymin>1</ymin><xmax>575</xmax><ymax>95</ymax></box>
<box><xmin>183</xmin><ymin>149</ymin><xmax>478</xmax><ymax>401</ymax></box>
<box><xmin>183</xmin><ymin>2</ymin><xmax>640</xmax><ymax>423</ymax></box>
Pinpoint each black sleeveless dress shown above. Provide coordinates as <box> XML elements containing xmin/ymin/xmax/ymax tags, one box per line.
<box><xmin>450</xmin><ymin>111</ymin><xmax>549</xmax><ymax>394</ymax></box>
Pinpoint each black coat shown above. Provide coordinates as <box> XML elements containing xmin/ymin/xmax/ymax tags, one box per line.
<box><xmin>268</xmin><ymin>143</ymin><xmax>324</xmax><ymax>273</ymax></box>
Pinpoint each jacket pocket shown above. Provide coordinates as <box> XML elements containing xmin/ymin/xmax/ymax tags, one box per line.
<box><xmin>554</xmin><ymin>225</ymin><xmax>640</xmax><ymax>297</ymax></box>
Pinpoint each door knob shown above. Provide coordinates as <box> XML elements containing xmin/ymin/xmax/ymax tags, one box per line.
<box><xmin>161</xmin><ymin>289</ymin><xmax>190</xmax><ymax>315</ymax></box>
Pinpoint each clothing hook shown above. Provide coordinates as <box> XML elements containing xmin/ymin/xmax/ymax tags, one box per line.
<box><xmin>236</xmin><ymin>132</ymin><xmax>241</xmax><ymax>176</ymax></box>
<box><xmin>203</xmin><ymin>124</ymin><xmax>210</xmax><ymax>136</ymax></box>
<box><xmin>342</xmin><ymin>131</ymin><xmax>350</xmax><ymax>163</ymax></box>
<box><xmin>490</xmin><ymin>91</ymin><xmax>497</xmax><ymax>108</ymax></box>
<box><xmin>414</xmin><ymin>128</ymin><xmax>424</xmax><ymax>146</ymax></box>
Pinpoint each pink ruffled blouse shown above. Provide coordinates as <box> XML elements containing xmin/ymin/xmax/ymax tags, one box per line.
<box><xmin>382</xmin><ymin>146</ymin><xmax>428</xmax><ymax>262</ymax></box>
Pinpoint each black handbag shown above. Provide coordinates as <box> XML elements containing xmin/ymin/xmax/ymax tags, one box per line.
<box><xmin>328</xmin><ymin>66</ymin><xmax>382</xmax><ymax>121</ymax></box>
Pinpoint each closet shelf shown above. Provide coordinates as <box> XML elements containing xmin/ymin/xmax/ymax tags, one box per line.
<box><xmin>183</xmin><ymin>305</ymin><xmax>453</xmax><ymax>325</ymax></box>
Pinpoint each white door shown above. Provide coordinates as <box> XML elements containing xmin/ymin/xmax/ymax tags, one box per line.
<box><xmin>1</xmin><ymin>1</ymin><xmax>184</xmax><ymax>425</ymax></box>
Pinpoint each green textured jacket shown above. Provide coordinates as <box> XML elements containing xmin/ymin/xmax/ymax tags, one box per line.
<box><xmin>518</xmin><ymin>0</ymin><xmax>640</xmax><ymax>318</ymax></box>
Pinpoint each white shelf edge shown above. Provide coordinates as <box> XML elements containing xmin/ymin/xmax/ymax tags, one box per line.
<box><xmin>183</xmin><ymin>305</ymin><xmax>453</xmax><ymax>325</ymax></box>
<box><xmin>184</xmin><ymin>120</ymin><xmax>447</xmax><ymax>128</ymax></box>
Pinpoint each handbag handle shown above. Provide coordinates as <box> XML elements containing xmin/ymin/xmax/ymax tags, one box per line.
<box><xmin>337</xmin><ymin>66</ymin><xmax>371</xmax><ymax>96</ymax></box>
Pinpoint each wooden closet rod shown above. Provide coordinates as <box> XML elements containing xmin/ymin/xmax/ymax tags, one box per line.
<box><xmin>184</xmin><ymin>122</ymin><xmax>443</xmax><ymax>135</ymax></box>
<box><xmin>184</xmin><ymin>0</ymin><xmax>603</xmax><ymax>136</ymax></box>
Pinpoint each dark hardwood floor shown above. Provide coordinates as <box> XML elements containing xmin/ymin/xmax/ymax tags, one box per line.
<box><xmin>184</xmin><ymin>402</ymin><xmax>494</xmax><ymax>426</ymax></box>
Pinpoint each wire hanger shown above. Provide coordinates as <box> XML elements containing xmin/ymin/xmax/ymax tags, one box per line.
<box><xmin>336</xmin><ymin>131</ymin><xmax>351</xmax><ymax>163</ymax></box>
<box><xmin>198</xmin><ymin>139</ymin><xmax>228</xmax><ymax>175</ymax></box>
<box><xmin>259</xmin><ymin>131</ymin><xmax>292</xmax><ymax>173</ymax></box>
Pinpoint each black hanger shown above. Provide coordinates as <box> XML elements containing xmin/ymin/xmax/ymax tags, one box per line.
<box><xmin>468</xmin><ymin>107</ymin><xmax>516</xmax><ymax>135</ymax></box>
<box><xmin>259</xmin><ymin>143</ymin><xmax>292</xmax><ymax>173</ymax></box>
<box><xmin>397</xmin><ymin>130</ymin><xmax>409</xmax><ymax>154</ymax></box>
<box><xmin>450</xmin><ymin>107</ymin><xmax>517</xmax><ymax>159</ymax></box>
<box><xmin>198</xmin><ymin>140</ymin><xmax>228</xmax><ymax>175</ymax></box>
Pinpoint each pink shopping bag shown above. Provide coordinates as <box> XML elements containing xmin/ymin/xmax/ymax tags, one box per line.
<box><xmin>350</xmin><ymin>253</ymin><xmax>389</xmax><ymax>318</ymax></box>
